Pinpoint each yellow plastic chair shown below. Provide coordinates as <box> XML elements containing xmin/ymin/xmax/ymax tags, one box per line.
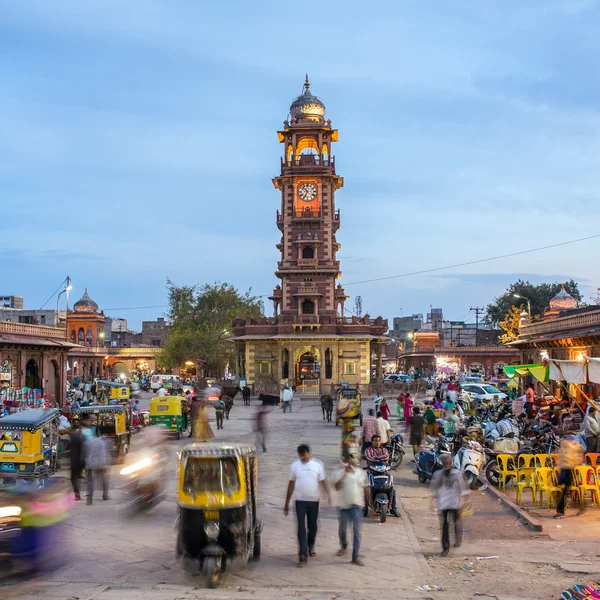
<box><xmin>585</xmin><ymin>453</ymin><xmax>600</xmax><ymax>467</ymax></box>
<box><xmin>535</xmin><ymin>454</ymin><xmax>552</xmax><ymax>468</ymax></box>
<box><xmin>534</xmin><ymin>467</ymin><xmax>562</xmax><ymax>510</ymax></box>
<box><xmin>497</xmin><ymin>454</ymin><xmax>518</xmax><ymax>491</ymax></box>
<box><xmin>517</xmin><ymin>454</ymin><xmax>536</xmax><ymax>481</ymax></box>
<box><xmin>515</xmin><ymin>470</ymin><xmax>536</xmax><ymax>506</ymax></box>
<box><xmin>574</xmin><ymin>465</ymin><xmax>600</xmax><ymax>507</ymax></box>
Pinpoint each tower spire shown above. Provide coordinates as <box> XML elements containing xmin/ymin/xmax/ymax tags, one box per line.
<box><xmin>304</xmin><ymin>73</ymin><xmax>310</xmax><ymax>92</ymax></box>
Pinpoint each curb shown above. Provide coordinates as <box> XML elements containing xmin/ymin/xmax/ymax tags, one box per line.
<box><xmin>480</xmin><ymin>479</ymin><xmax>543</xmax><ymax>532</ymax></box>
<box><xmin>397</xmin><ymin>503</ymin><xmax>434</xmax><ymax>577</ymax></box>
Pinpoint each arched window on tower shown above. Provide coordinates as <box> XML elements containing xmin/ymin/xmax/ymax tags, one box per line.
<box><xmin>302</xmin><ymin>246</ymin><xmax>314</xmax><ymax>259</ymax></box>
<box><xmin>325</xmin><ymin>348</ymin><xmax>333</xmax><ymax>379</ymax></box>
<box><xmin>301</xmin><ymin>299</ymin><xmax>315</xmax><ymax>315</ymax></box>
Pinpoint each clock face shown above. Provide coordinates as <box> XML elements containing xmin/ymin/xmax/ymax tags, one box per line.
<box><xmin>298</xmin><ymin>182</ymin><xmax>318</xmax><ymax>202</ymax></box>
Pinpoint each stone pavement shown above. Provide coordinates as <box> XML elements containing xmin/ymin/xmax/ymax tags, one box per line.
<box><xmin>1</xmin><ymin>401</ymin><xmax>436</xmax><ymax>600</ymax></box>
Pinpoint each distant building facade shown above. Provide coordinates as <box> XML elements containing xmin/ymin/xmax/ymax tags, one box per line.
<box><xmin>0</xmin><ymin>296</ymin><xmax>24</xmax><ymax>309</ymax></box>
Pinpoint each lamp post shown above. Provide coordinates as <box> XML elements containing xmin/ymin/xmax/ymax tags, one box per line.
<box><xmin>513</xmin><ymin>293</ymin><xmax>531</xmax><ymax>317</ymax></box>
<box><xmin>56</xmin><ymin>276</ymin><xmax>72</xmax><ymax>333</ymax></box>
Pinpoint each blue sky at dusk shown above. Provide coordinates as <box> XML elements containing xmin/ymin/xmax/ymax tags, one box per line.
<box><xmin>2</xmin><ymin>1</ymin><xmax>600</xmax><ymax>328</ymax></box>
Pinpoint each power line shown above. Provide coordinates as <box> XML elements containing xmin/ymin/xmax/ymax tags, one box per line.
<box><xmin>343</xmin><ymin>233</ymin><xmax>600</xmax><ymax>287</ymax></box>
<box><xmin>94</xmin><ymin>233</ymin><xmax>600</xmax><ymax>312</ymax></box>
<box><xmin>39</xmin><ymin>278</ymin><xmax>68</xmax><ymax>310</ymax></box>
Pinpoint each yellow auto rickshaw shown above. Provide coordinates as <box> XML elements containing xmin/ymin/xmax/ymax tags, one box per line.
<box><xmin>0</xmin><ymin>408</ymin><xmax>60</xmax><ymax>486</ymax></box>
<box><xmin>71</xmin><ymin>405</ymin><xmax>131</xmax><ymax>463</ymax></box>
<box><xmin>175</xmin><ymin>444</ymin><xmax>261</xmax><ymax>588</ymax></box>
<box><xmin>97</xmin><ymin>381</ymin><xmax>130</xmax><ymax>404</ymax></box>
<box><xmin>149</xmin><ymin>396</ymin><xmax>188</xmax><ymax>438</ymax></box>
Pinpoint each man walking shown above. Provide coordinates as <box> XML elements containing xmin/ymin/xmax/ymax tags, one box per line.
<box><xmin>254</xmin><ymin>406</ymin><xmax>268</xmax><ymax>452</ymax></box>
<box><xmin>284</xmin><ymin>444</ymin><xmax>332</xmax><ymax>568</ymax></box>
<box><xmin>282</xmin><ymin>384</ymin><xmax>293</xmax><ymax>414</ymax></box>
<box><xmin>429</xmin><ymin>453</ymin><xmax>469</xmax><ymax>556</ymax></box>
<box><xmin>85</xmin><ymin>429</ymin><xmax>110</xmax><ymax>505</ymax></box>
<box><xmin>424</xmin><ymin>402</ymin><xmax>438</xmax><ymax>436</ymax></box>
<box><xmin>335</xmin><ymin>452</ymin><xmax>368</xmax><ymax>566</ymax></box>
<box><xmin>214</xmin><ymin>397</ymin><xmax>225</xmax><ymax>430</ymax></box>
<box><xmin>70</xmin><ymin>419</ymin><xmax>84</xmax><ymax>501</ymax></box>
<box><xmin>359</xmin><ymin>409</ymin><xmax>380</xmax><ymax>455</ymax></box>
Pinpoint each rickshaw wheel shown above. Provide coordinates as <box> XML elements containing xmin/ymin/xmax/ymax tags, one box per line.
<box><xmin>205</xmin><ymin>557</ymin><xmax>219</xmax><ymax>588</ymax></box>
<box><xmin>177</xmin><ymin>429</ymin><xmax>182</xmax><ymax>440</ymax></box>
<box><xmin>253</xmin><ymin>531</ymin><xmax>261</xmax><ymax>560</ymax></box>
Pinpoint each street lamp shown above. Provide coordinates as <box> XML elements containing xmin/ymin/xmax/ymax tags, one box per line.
<box><xmin>56</xmin><ymin>276</ymin><xmax>72</xmax><ymax>331</ymax></box>
<box><xmin>513</xmin><ymin>293</ymin><xmax>531</xmax><ymax>317</ymax></box>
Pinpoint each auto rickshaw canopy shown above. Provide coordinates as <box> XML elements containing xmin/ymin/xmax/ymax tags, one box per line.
<box><xmin>150</xmin><ymin>396</ymin><xmax>185</xmax><ymax>416</ymax></box>
<box><xmin>0</xmin><ymin>408</ymin><xmax>59</xmax><ymax>433</ymax></box>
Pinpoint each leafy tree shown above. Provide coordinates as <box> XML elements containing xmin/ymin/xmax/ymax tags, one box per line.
<box><xmin>158</xmin><ymin>281</ymin><xmax>263</xmax><ymax>377</ymax></box>
<box><xmin>498</xmin><ymin>305</ymin><xmax>523</xmax><ymax>344</ymax></box>
<box><xmin>485</xmin><ymin>279</ymin><xmax>582</xmax><ymax>327</ymax></box>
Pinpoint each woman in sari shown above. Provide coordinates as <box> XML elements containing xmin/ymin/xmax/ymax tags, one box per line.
<box><xmin>396</xmin><ymin>392</ymin><xmax>405</xmax><ymax>422</ymax></box>
<box><xmin>193</xmin><ymin>399</ymin><xmax>214</xmax><ymax>442</ymax></box>
<box><xmin>403</xmin><ymin>394</ymin><xmax>413</xmax><ymax>428</ymax></box>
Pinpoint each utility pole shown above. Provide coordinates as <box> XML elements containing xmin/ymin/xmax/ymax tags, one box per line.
<box><xmin>470</xmin><ymin>307</ymin><xmax>484</xmax><ymax>347</ymax></box>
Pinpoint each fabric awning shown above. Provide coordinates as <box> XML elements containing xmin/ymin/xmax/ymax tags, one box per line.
<box><xmin>503</xmin><ymin>364</ymin><xmax>549</xmax><ymax>382</ymax></box>
<box><xmin>548</xmin><ymin>359</ymin><xmax>586</xmax><ymax>384</ymax></box>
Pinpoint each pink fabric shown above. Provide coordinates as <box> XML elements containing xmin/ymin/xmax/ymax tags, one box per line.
<box><xmin>403</xmin><ymin>396</ymin><xmax>413</xmax><ymax>426</ymax></box>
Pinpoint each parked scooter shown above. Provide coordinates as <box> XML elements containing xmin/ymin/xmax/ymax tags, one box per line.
<box><xmin>453</xmin><ymin>439</ymin><xmax>484</xmax><ymax>490</ymax></box>
<box><xmin>387</xmin><ymin>433</ymin><xmax>405</xmax><ymax>470</ymax></box>
<box><xmin>413</xmin><ymin>437</ymin><xmax>453</xmax><ymax>484</ymax></box>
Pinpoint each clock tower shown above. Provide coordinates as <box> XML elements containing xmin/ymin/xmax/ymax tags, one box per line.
<box><xmin>271</xmin><ymin>75</ymin><xmax>347</xmax><ymax>323</ymax></box>
<box><xmin>232</xmin><ymin>77</ymin><xmax>388</xmax><ymax>394</ymax></box>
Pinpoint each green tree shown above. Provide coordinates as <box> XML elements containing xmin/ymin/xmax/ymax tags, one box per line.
<box><xmin>485</xmin><ymin>279</ymin><xmax>582</xmax><ymax>327</ymax></box>
<box><xmin>158</xmin><ymin>281</ymin><xmax>263</xmax><ymax>377</ymax></box>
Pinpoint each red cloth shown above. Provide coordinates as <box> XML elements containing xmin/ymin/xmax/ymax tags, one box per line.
<box><xmin>380</xmin><ymin>403</ymin><xmax>390</xmax><ymax>420</ymax></box>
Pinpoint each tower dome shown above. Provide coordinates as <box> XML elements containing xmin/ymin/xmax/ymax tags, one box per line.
<box><xmin>289</xmin><ymin>75</ymin><xmax>326</xmax><ymax>124</ymax></box>
<box><xmin>72</xmin><ymin>288</ymin><xmax>99</xmax><ymax>313</ymax></box>
<box><xmin>549</xmin><ymin>285</ymin><xmax>577</xmax><ymax>311</ymax></box>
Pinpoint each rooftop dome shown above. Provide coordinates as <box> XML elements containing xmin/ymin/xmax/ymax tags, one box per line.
<box><xmin>72</xmin><ymin>288</ymin><xmax>99</xmax><ymax>313</ymax></box>
<box><xmin>549</xmin><ymin>285</ymin><xmax>577</xmax><ymax>311</ymax></box>
<box><xmin>289</xmin><ymin>75</ymin><xmax>326</xmax><ymax>124</ymax></box>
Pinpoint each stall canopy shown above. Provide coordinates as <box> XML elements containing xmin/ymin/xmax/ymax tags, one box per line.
<box><xmin>503</xmin><ymin>364</ymin><xmax>549</xmax><ymax>383</ymax></box>
<box><xmin>548</xmin><ymin>359</ymin><xmax>586</xmax><ymax>384</ymax></box>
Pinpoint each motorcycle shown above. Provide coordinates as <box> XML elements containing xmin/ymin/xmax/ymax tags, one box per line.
<box><xmin>453</xmin><ymin>440</ymin><xmax>484</xmax><ymax>490</ymax></box>
<box><xmin>413</xmin><ymin>437</ymin><xmax>453</xmax><ymax>483</ymax></box>
<box><xmin>118</xmin><ymin>452</ymin><xmax>166</xmax><ymax>514</ymax></box>
<box><xmin>364</xmin><ymin>460</ymin><xmax>394</xmax><ymax>523</ymax></box>
<box><xmin>387</xmin><ymin>434</ymin><xmax>405</xmax><ymax>470</ymax></box>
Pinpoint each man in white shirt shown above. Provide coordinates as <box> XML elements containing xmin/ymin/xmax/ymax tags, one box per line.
<box><xmin>284</xmin><ymin>444</ymin><xmax>332</xmax><ymax>567</ymax></box>
<box><xmin>281</xmin><ymin>385</ymin><xmax>294</xmax><ymax>414</ymax></box>
<box><xmin>335</xmin><ymin>453</ymin><xmax>368</xmax><ymax>566</ymax></box>
<box><xmin>376</xmin><ymin>411</ymin><xmax>392</xmax><ymax>445</ymax></box>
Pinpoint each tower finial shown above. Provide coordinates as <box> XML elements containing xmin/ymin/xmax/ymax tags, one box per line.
<box><xmin>304</xmin><ymin>73</ymin><xmax>310</xmax><ymax>91</ymax></box>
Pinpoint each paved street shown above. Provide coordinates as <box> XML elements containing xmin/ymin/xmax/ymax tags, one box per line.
<box><xmin>1</xmin><ymin>399</ymin><xmax>430</xmax><ymax>600</ymax></box>
<box><xmin>2</xmin><ymin>396</ymin><xmax>599</xmax><ymax>600</ymax></box>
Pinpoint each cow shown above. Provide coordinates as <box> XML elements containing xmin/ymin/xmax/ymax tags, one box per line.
<box><xmin>320</xmin><ymin>395</ymin><xmax>334</xmax><ymax>422</ymax></box>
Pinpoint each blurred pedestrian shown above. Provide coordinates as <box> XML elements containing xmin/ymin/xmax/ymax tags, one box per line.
<box><xmin>360</xmin><ymin>409</ymin><xmax>380</xmax><ymax>454</ymax></box>
<box><xmin>403</xmin><ymin>393</ymin><xmax>413</xmax><ymax>427</ymax></box>
<box><xmin>424</xmin><ymin>403</ymin><xmax>438</xmax><ymax>436</ymax></box>
<box><xmin>429</xmin><ymin>453</ymin><xmax>469</xmax><ymax>556</ymax></box>
<box><xmin>409</xmin><ymin>406</ymin><xmax>425</xmax><ymax>457</ymax></box>
<box><xmin>69</xmin><ymin>419</ymin><xmax>84</xmax><ymax>501</ymax></box>
<box><xmin>284</xmin><ymin>444</ymin><xmax>331</xmax><ymax>568</ymax></box>
<box><xmin>555</xmin><ymin>438</ymin><xmax>584</xmax><ymax>519</ymax></box>
<box><xmin>396</xmin><ymin>392</ymin><xmax>405</xmax><ymax>422</ymax></box>
<box><xmin>214</xmin><ymin>397</ymin><xmax>225</xmax><ymax>430</ymax></box>
<box><xmin>335</xmin><ymin>452</ymin><xmax>368</xmax><ymax>567</ymax></box>
<box><xmin>376</xmin><ymin>410</ymin><xmax>391</xmax><ymax>445</ymax></box>
<box><xmin>85</xmin><ymin>429</ymin><xmax>109</xmax><ymax>504</ymax></box>
<box><xmin>254</xmin><ymin>405</ymin><xmax>268</xmax><ymax>452</ymax></box>
<box><xmin>282</xmin><ymin>384</ymin><xmax>293</xmax><ymax>414</ymax></box>
<box><xmin>379</xmin><ymin>398</ymin><xmax>390</xmax><ymax>421</ymax></box>
<box><xmin>584</xmin><ymin>407</ymin><xmax>599</xmax><ymax>454</ymax></box>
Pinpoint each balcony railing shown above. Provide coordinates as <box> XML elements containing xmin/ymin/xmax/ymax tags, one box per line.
<box><xmin>0</xmin><ymin>321</ymin><xmax>67</xmax><ymax>340</ymax></box>
<box><xmin>281</xmin><ymin>154</ymin><xmax>335</xmax><ymax>169</ymax></box>
<box><xmin>521</xmin><ymin>309</ymin><xmax>600</xmax><ymax>337</ymax></box>
<box><xmin>233</xmin><ymin>315</ymin><xmax>388</xmax><ymax>327</ymax></box>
